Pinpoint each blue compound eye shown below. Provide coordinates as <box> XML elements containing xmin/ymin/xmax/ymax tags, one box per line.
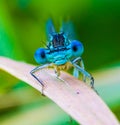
<box><xmin>71</xmin><ymin>40</ymin><xmax>84</xmax><ymax>57</ymax></box>
<box><xmin>34</xmin><ymin>48</ymin><xmax>47</xmax><ymax>64</ymax></box>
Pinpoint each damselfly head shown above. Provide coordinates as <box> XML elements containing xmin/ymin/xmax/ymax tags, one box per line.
<box><xmin>34</xmin><ymin>20</ymin><xmax>84</xmax><ymax>65</ymax></box>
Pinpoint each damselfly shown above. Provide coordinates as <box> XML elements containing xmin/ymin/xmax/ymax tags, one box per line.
<box><xmin>30</xmin><ymin>20</ymin><xmax>95</xmax><ymax>93</ymax></box>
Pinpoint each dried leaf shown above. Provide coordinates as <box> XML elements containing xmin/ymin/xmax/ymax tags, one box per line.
<box><xmin>0</xmin><ymin>56</ymin><xmax>119</xmax><ymax>125</ymax></box>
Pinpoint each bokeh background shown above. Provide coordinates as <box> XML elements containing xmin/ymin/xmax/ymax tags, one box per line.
<box><xmin>0</xmin><ymin>0</ymin><xmax>120</xmax><ymax>125</ymax></box>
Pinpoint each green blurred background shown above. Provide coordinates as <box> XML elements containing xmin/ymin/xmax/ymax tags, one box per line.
<box><xmin>0</xmin><ymin>0</ymin><xmax>120</xmax><ymax>125</ymax></box>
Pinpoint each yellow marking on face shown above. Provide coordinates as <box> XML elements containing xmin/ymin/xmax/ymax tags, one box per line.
<box><xmin>53</xmin><ymin>62</ymin><xmax>72</xmax><ymax>71</ymax></box>
<box><xmin>47</xmin><ymin>62</ymin><xmax>72</xmax><ymax>76</ymax></box>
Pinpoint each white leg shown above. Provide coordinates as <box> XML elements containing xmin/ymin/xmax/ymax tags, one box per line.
<box><xmin>72</xmin><ymin>57</ymin><xmax>86</xmax><ymax>82</ymax></box>
<box><xmin>71</xmin><ymin>58</ymin><xmax>94</xmax><ymax>88</ymax></box>
<box><xmin>30</xmin><ymin>63</ymin><xmax>52</xmax><ymax>94</ymax></box>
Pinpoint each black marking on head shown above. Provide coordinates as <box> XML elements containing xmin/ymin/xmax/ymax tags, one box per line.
<box><xmin>52</xmin><ymin>33</ymin><xmax>65</xmax><ymax>48</ymax></box>
<box><xmin>46</xmin><ymin>47</ymin><xmax>69</xmax><ymax>54</ymax></box>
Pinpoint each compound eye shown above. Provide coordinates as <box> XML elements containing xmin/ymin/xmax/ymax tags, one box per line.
<box><xmin>34</xmin><ymin>48</ymin><xmax>47</xmax><ymax>64</ymax></box>
<box><xmin>71</xmin><ymin>40</ymin><xmax>84</xmax><ymax>57</ymax></box>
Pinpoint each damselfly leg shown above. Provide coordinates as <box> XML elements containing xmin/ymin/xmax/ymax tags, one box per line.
<box><xmin>71</xmin><ymin>58</ymin><xmax>98</xmax><ymax>94</ymax></box>
<box><xmin>30</xmin><ymin>63</ymin><xmax>51</xmax><ymax>95</ymax></box>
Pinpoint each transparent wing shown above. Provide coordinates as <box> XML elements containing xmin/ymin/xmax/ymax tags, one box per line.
<box><xmin>60</xmin><ymin>21</ymin><xmax>76</xmax><ymax>40</ymax></box>
<box><xmin>46</xmin><ymin>19</ymin><xmax>56</xmax><ymax>40</ymax></box>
